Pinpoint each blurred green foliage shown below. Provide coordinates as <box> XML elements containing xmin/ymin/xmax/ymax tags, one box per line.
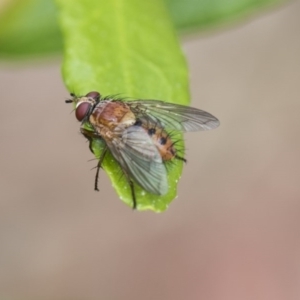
<box><xmin>0</xmin><ymin>0</ymin><xmax>62</xmax><ymax>57</ymax></box>
<box><xmin>0</xmin><ymin>0</ymin><xmax>284</xmax><ymax>58</ymax></box>
<box><xmin>166</xmin><ymin>0</ymin><xmax>283</xmax><ymax>32</ymax></box>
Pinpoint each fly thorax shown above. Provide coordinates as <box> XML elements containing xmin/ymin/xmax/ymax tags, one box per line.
<box><xmin>91</xmin><ymin>101</ymin><xmax>135</xmax><ymax>130</ymax></box>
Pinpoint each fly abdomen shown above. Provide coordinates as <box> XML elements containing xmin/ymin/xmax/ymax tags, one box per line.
<box><xmin>141</xmin><ymin>124</ymin><xmax>179</xmax><ymax>161</ymax></box>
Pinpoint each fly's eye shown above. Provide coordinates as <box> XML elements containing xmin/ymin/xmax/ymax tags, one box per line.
<box><xmin>86</xmin><ymin>91</ymin><xmax>100</xmax><ymax>101</ymax></box>
<box><xmin>75</xmin><ymin>102</ymin><xmax>91</xmax><ymax>121</ymax></box>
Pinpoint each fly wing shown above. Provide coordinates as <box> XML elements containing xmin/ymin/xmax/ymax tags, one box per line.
<box><xmin>107</xmin><ymin>126</ymin><xmax>168</xmax><ymax>195</ymax></box>
<box><xmin>128</xmin><ymin>100</ymin><xmax>219</xmax><ymax>132</ymax></box>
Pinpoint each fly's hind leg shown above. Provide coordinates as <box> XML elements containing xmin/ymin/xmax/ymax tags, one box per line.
<box><xmin>128</xmin><ymin>178</ymin><xmax>137</xmax><ymax>210</ymax></box>
<box><xmin>119</xmin><ymin>166</ymin><xmax>137</xmax><ymax>209</ymax></box>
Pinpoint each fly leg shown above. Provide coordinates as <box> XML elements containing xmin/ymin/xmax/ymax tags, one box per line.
<box><xmin>128</xmin><ymin>178</ymin><xmax>137</xmax><ymax>210</ymax></box>
<box><xmin>120</xmin><ymin>167</ymin><xmax>137</xmax><ymax>209</ymax></box>
<box><xmin>175</xmin><ymin>154</ymin><xmax>187</xmax><ymax>163</ymax></box>
<box><xmin>80</xmin><ymin>128</ymin><xmax>107</xmax><ymax>191</ymax></box>
<box><xmin>94</xmin><ymin>145</ymin><xmax>107</xmax><ymax>191</ymax></box>
<box><xmin>80</xmin><ymin>128</ymin><xmax>101</xmax><ymax>154</ymax></box>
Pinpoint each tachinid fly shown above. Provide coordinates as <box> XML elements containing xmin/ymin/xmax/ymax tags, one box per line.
<box><xmin>66</xmin><ymin>91</ymin><xmax>219</xmax><ymax>209</ymax></box>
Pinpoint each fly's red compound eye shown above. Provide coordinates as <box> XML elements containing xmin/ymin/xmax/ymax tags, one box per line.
<box><xmin>86</xmin><ymin>91</ymin><xmax>100</xmax><ymax>101</ymax></box>
<box><xmin>75</xmin><ymin>102</ymin><xmax>91</xmax><ymax>121</ymax></box>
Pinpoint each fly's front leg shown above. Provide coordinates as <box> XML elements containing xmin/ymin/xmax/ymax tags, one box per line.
<box><xmin>80</xmin><ymin>128</ymin><xmax>107</xmax><ymax>191</ymax></box>
<box><xmin>80</xmin><ymin>127</ymin><xmax>101</xmax><ymax>154</ymax></box>
<box><xmin>93</xmin><ymin>145</ymin><xmax>107</xmax><ymax>191</ymax></box>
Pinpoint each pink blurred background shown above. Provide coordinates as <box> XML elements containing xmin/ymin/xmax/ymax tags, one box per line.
<box><xmin>0</xmin><ymin>1</ymin><xmax>300</xmax><ymax>299</ymax></box>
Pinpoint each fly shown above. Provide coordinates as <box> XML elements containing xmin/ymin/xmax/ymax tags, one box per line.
<box><xmin>66</xmin><ymin>91</ymin><xmax>219</xmax><ymax>208</ymax></box>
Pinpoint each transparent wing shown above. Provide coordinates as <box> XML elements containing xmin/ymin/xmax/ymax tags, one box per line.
<box><xmin>128</xmin><ymin>100</ymin><xmax>220</xmax><ymax>132</ymax></box>
<box><xmin>107</xmin><ymin>126</ymin><xmax>168</xmax><ymax>195</ymax></box>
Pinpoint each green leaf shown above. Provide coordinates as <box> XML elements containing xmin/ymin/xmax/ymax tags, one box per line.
<box><xmin>166</xmin><ymin>0</ymin><xmax>284</xmax><ymax>33</ymax></box>
<box><xmin>0</xmin><ymin>0</ymin><xmax>62</xmax><ymax>58</ymax></box>
<box><xmin>56</xmin><ymin>0</ymin><xmax>189</xmax><ymax>212</ymax></box>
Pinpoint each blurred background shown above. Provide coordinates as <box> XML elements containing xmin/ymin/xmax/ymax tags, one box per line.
<box><xmin>0</xmin><ymin>0</ymin><xmax>300</xmax><ymax>299</ymax></box>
